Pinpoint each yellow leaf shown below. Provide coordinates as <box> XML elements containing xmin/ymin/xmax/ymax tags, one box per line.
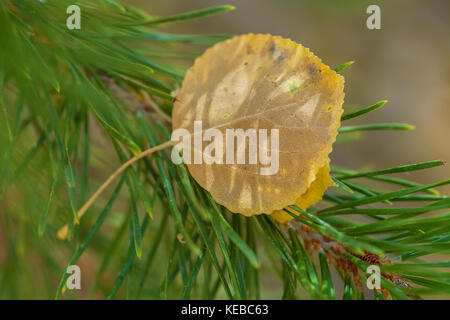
<box><xmin>172</xmin><ymin>34</ymin><xmax>344</xmax><ymax>216</ymax></box>
<box><xmin>271</xmin><ymin>163</ymin><xmax>334</xmax><ymax>223</ymax></box>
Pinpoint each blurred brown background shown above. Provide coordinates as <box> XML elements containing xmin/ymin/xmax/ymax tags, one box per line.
<box><xmin>127</xmin><ymin>0</ymin><xmax>450</xmax><ymax>193</ymax></box>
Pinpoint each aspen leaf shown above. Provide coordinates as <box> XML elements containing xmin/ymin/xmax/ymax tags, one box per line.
<box><xmin>172</xmin><ymin>34</ymin><xmax>344</xmax><ymax>217</ymax></box>
<box><xmin>271</xmin><ymin>163</ymin><xmax>334</xmax><ymax>223</ymax></box>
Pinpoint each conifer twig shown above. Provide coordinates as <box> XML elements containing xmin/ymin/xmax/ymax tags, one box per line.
<box><xmin>140</xmin><ymin>90</ymin><xmax>172</xmax><ymax>123</ymax></box>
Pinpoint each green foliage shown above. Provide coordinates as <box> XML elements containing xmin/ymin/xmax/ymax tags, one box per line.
<box><xmin>0</xmin><ymin>0</ymin><xmax>449</xmax><ymax>300</ymax></box>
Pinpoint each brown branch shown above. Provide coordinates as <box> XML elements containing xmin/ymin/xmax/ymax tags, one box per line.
<box><xmin>285</xmin><ymin>220</ymin><xmax>417</xmax><ymax>299</ymax></box>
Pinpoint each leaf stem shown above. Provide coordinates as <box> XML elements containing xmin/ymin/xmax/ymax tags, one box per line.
<box><xmin>57</xmin><ymin>140</ymin><xmax>175</xmax><ymax>239</ymax></box>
